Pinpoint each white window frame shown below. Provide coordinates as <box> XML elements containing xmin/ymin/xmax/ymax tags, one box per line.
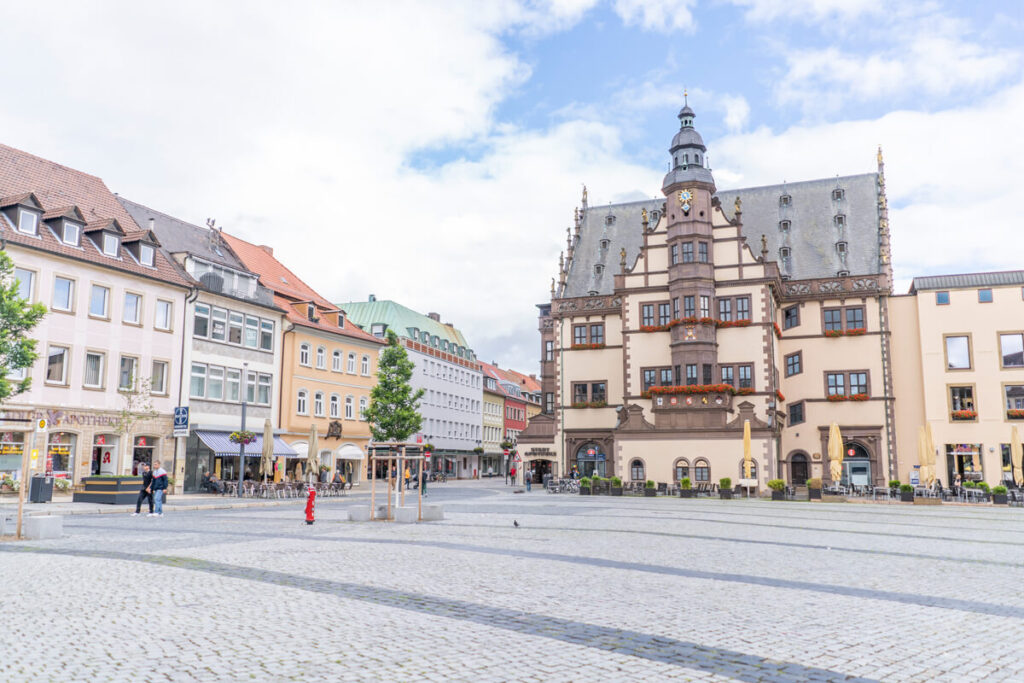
<box><xmin>314</xmin><ymin>391</ymin><xmax>325</xmax><ymax>417</ymax></box>
<box><xmin>359</xmin><ymin>396</ymin><xmax>368</xmax><ymax>420</ymax></box>
<box><xmin>297</xmin><ymin>389</ymin><xmax>308</xmax><ymax>415</ymax></box>
<box><xmin>330</xmin><ymin>394</ymin><xmax>340</xmax><ymax>418</ymax></box>
<box><xmin>118</xmin><ymin>355</ymin><xmax>138</xmax><ymax>391</ymax></box>
<box><xmin>83</xmin><ymin>351</ymin><xmax>105</xmax><ymax>388</ymax></box>
<box><xmin>226</xmin><ymin>368</ymin><xmax>241</xmax><ymax>402</ymax></box>
<box><xmin>123</xmin><ymin>292</ymin><xmax>142</xmax><ymax>325</ymax></box>
<box><xmin>257</xmin><ymin>374</ymin><xmax>271</xmax><ymax>405</ymax></box>
<box><xmin>361</xmin><ymin>355</ymin><xmax>370</xmax><ymax>376</ymax></box>
<box><xmin>347</xmin><ymin>352</ymin><xmax>356</xmax><ymax>374</ymax></box>
<box><xmin>299</xmin><ymin>343</ymin><xmax>311</xmax><ymax>366</ymax></box>
<box><xmin>190</xmin><ymin>363</ymin><xmax>207</xmax><ymax>398</ymax></box>
<box><xmin>316</xmin><ymin>346</ymin><xmax>326</xmax><ymax>370</ymax></box>
<box><xmin>345</xmin><ymin>395</ymin><xmax>354</xmax><ymax>419</ymax></box>
<box><xmin>17</xmin><ymin>209</ymin><xmax>38</xmax><ymax>235</ymax></box>
<box><xmin>13</xmin><ymin>268</ymin><xmax>35</xmax><ymax>301</ymax></box>
<box><xmin>89</xmin><ymin>284</ymin><xmax>109</xmax><ymax>318</ymax></box>
<box><xmin>46</xmin><ymin>346</ymin><xmax>69</xmax><ymax>385</ymax></box>
<box><xmin>102</xmin><ymin>233</ymin><xmax>119</xmax><ymax>257</ymax></box>
<box><xmin>52</xmin><ymin>276</ymin><xmax>74</xmax><ymax>312</ymax></box>
<box><xmin>332</xmin><ymin>350</ymin><xmax>342</xmax><ymax>372</ymax></box>
<box><xmin>151</xmin><ymin>360</ymin><xmax>168</xmax><ymax>395</ymax></box>
<box><xmin>155</xmin><ymin>300</ymin><xmax>172</xmax><ymax>331</ymax></box>
<box><xmin>207</xmin><ymin>365</ymin><xmax>225</xmax><ymax>401</ymax></box>
<box><xmin>139</xmin><ymin>243</ymin><xmax>155</xmax><ymax>267</ymax></box>
<box><xmin>62</xmin><ymin>221</ymin><xmax>80</xmax><ymax>246</ymax></box>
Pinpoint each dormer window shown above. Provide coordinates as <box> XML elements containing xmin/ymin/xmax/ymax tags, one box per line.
<box><xmin>420</xmin><ymin>331</ymin><xmax>429</xmax><ymax>343</ymax></box>
<box><xmin>600</xmin><ymin>239</ymin><xmax>609</xmax><ymax>249</ymax></box>
<box><xmin>779</xmin><ymin>194</ymin><xmax>792</xmax><ymax>207</ymax></box>
<box><xmin>139</xmin><ymin>243</ymin><xmax>155</xmax><ymax>266</ymax></box>
<box><xmin>337</xmin><ymin>313</ymin><xmax>345</xmax><ymax>328</ymax></box>
<box><xmin>594</xmin><ymin>264</ymin><xmax>604</xmax><ymax>275</ymax></box>
<box><xmin>651</xmin><ymin>211</ymin><xmax>660</xmax><ymax>223</ymax></box>
<box><xmin>17</xmin><ymin>209</ymin><xmax>38</xmax><ymax>235</ymax></box>
<box><xmin>371</xmin><ymin>324</ymin><xmax>386</xmax><ymax>338</ymax></box>
<box><xmin>836</xmin><ymin>241</ymin><xmax>848</xmax><ymax>255</ymax></box>
<box><xmin>605</xmin><ymin>215</ymin><xmax>615</xmax><ymax>226</ymax></box>
<box><xmin>102</xmin><ymin>233</ymin><xmax>119</xmax><ymax>256</ymax></box>
<box><xmin>306</xmin><ymin>304</ymin><xmax>316</xmax><ymax>321</ymax></box>
<box><xmin>837</xmin><ymin>270</ymin><xmax>850</xmax><ymax>277</ymax></box>
<box><xmin>832</xmin><ymin>188</ymin><xmax>845</xmax><ymax>200</ymax></box>
<box><xmin>694</xmin><ymin>154</ymin><xmax>701</xmax><ymax>166</ymax></box>
<box><xmin>779</xmin><ymin>220</ymin><xmax>790</xmax><ymax>232</ymax></box>
<box><xmin>779</xmin><ymin>247</ymin><xmax>791</xmax><ymax>259</ymax></box>
<box><xmin>834</xmin><ymin>214</ymin><xmax>846</xmax><ymax>227</ymax></box>
<box><xmin>61</xmin><ymin>221</ymin><xmax>81</xmax><ymax>246</ymax></box>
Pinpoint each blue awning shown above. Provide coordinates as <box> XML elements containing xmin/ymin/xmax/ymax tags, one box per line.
<box><xmin>195</xmin><ymin>430</ymin><xmax>300</xmax><ymax>458</ymax></box>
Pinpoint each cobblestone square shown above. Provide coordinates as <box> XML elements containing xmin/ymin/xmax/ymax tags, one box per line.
<box><xmin>3</xmin><ymin>482</ymin><xmax>1023</xmax><ymax>682</ymax></box>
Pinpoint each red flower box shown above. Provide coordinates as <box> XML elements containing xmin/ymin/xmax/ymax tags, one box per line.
<box><xmin>775</xmin><ymin>390</ymin><xmax>785</xmax><ymax>403</ymax></box>
<box><xmin>649</xmin><ymin>384</ymin><xmax>736</xmax><ymax>396</ymax></box>
<box><xmin>951</xmin><ymin>410</ymin><xmax>977</xmax><ymax>420</ymax></box>
<box><xmin>850</xmin><ymin>393</ymin><xmax>869</xmax><ymax>401</ymax></box>
<box><xmin>827</xmin><ymin>394</ymin><xmax>849</xmax><ymax>402</ymax></box>
<box><xmin>773</xmin><ymin>323</ymin><xmax>782</xmax><ymax>339</ymax></box>
<box><xmin>824</xmin><ymin>329</ymin><xmax>844</xmax><ymax>338</ymax></box>
<box><xmin>736</xmin><ymin>388</ymin><xmax>755</xmax><ymax>396</ymax></box>
<box><xmin>716</xmin><ymin>319</ymin><xmax>752</xmax><ymax>329</ymax></box>
<box><xmin>572</xmin><ymin>401</ymin><xmax>607</xmax><ymax>409</ymax></box>
<box><xmin>846</xmin><ymin>328</ymin><xmax>867</xmax><ymax>336</ymax></box>
<box><xmin>1008</xmin><ymin>409</ymin><xmax>1024</xmax><ymax>419</ymax></box>
<box><xmin>570</xmin><ymin>343</ymin><xmax>606</xmax><ymax>350</ymax></box>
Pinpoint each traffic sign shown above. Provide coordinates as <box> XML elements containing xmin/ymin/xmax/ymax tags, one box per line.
<box><xmin>35</xmin><ymin>418</ymin><xmax>47</xmax><ymax>433</ymax></box>
<box><xmin>173</xmin><ymin>406</ymin><xmax>189</xmax><ymax>437</ymax></box>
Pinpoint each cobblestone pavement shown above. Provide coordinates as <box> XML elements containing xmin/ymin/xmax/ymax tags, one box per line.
<box><xmin>2</xmin><ymin>483</ymin><xmax>1023</xmax><ymax>682</ymax></box>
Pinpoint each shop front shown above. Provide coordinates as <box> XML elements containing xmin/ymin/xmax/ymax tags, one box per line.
<box><xmin>524</xmin><ymin>446</ymin><xmax>558</xmax><ymax>483</ymax></box>
<box><xmin>946</xmin><ymin>443</ymin><xmax>984</xmax><ymax>484</ymax></box>
<box><xmin>90</xmin><ymin>434</ymin><xmax>119</xmax><ymax>475</ymax></box>
<box><xmin>0</xmin><ymin>431</ymin><xmax>26</xmax><ymax>478</ymax></box>
<box><xmin>184</xmin><ymin>429</ymin><xmax>299</xmax><ymax>492</ymax></box>
<box><xmin>574</xmin><ymin>443</ymin><xmax>607</xmax><ymax>478</ymax></box>
<box><xmin>480</xmin><ymin>452</ymin><xmax>502</xmax><ymax>477</ymax></box>
<box><xmin>334</xmin><ymin>443</ymin><xmax>365</xmax><ymax>485</ymax></box>
<box><xmin>47</xmin><ymin>432</ymin><xmax>77</xmax><ymax>479</ymax></box>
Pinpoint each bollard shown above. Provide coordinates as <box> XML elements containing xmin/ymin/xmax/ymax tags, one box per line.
<box><xmin>305</xmin><ymin>486</ymin><xmax>316</xmax><ymax>525</ymax></box>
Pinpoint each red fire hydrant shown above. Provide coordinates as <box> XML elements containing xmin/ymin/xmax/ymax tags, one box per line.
<box><xmin>305</xmin><ymin>486</ymin><xmax>316</xmax><ymax>525</ymax></box>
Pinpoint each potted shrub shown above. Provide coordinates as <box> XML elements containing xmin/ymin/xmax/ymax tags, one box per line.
<box><xmin>591</xmin><ymin>476</ymin><xmax>605</xmax><ymax>495</ymax></box>
<box><xmin>644</xmin><ymin>479</ymin><xmax>657</xmax><ymax>497</ymax></box>
<box><xmin>899</xmin><ymin>483</ymin><xmax>914</xmax><ymax>502</ymax></box>
<box><xmin>610</xmin><ymin>476</ymin><xmax>623</xmax><ymax>496</ymax></box>
<box><xmin>679</xmin><ymin>477</ymin><xmax>694</xmax><ymax>498</ymax></box>
<box><xmin>719</xmin><ymin>477</ymin><xmax>733</xmax><ymax>499</ymax></box>
<box><xmin>978</xmin><ymin>481</ymin><xmax>991</xmax><ymax>500</ymax></box>
<box><xmin>768</xmin><ymin>479</ymin><xmax>786</xmax><ymax>501</ymax></box>
<box><xmin>992</xmin><ymin>485</ymin><xmax>1009</xmax><ymax>505</ymax></box>
<box><xmin>579</xmin><ymin>476</ymin><xmax>591</xmax><ymax>495</ymax></box>
<box><xmin>888</xmin><ymin>479</ymin><xmax>900</xmax><ymax>491</ymax></box>
<box><xmin>806</xmin><ymin>477</ymin><xmax>822</xmax><ymax>500</ymax></box>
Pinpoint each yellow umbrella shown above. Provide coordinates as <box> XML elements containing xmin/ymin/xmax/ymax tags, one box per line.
<box><xmin>828</xmin><ymin>423</ymin><xmax>844</xmax><ymax>484</ymax></box>
<box><xmin>917</xmin><ymin>426</ymin><xmax>933</xmax><ymax>488</ymax></box>
<box><xmin>306</xmin><ymin>424</ymin><xmax>319</xmax><ymax>483</ymax></box>
<box><xmin>260</xmin><ymin>419</ymin><xmax>274</xmax><ymax>483</ymax></box>
<box><xmin>1011</xmin><ymin>426</ymin><xmax>1023</xmax><ymax>487</ymax></box>
<box><xmin>742</xmin><ymin>420</ymin><xmax>752</xmax><ymax>479</ymax></box>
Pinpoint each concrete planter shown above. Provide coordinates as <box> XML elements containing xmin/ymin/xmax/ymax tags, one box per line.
<box><xmin>899</xmin><ymin>491</ymin><xmax>914</xmax><ymax>502</ymax></box>
<box><xmin>770</xmin><ymin>490</ymin><xmax>786</xmax><ymax>501</ymax></box>
<box><xmin>808</xmin><ymin>488</ymin><xmax>822</xmax><ymax>500</ymax></box>
<box><xmin>643</xmin><ymin>488</ymin><xmax>656</xmax><ymax>497</ymax></box>
<box><xmin>679</xmin><ymin>489</ymin><xmax>695</xmax><ymax>498</ymax></box>
<box><xmin>610</xmin><ymin>487</ymin><xmax>623</xmax><ymax>496</ymax></box>
<box><xmin>579</xmin><ymin>487</ymin><xmax>591</xmax><ymax>495</ymax></box>
<box><xmin>992</xmin><ymin>494</ymin><xmax>1009</xmax><ymax>505</ymax></box>
<box><xmin>719</xmin><ymin>490</ymin><xmax>733</xmax><ymax>499</ymax></box>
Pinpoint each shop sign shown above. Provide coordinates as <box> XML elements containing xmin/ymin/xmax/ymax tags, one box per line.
<box><xmin>2</xmin><ymin>409</ymin><xmax>118</xmax><ymax>428</ymax></box>
<box><xmin>326</xmin><ymin>420</ymin><xmax>343</xmax><ymax>439</ymax></box>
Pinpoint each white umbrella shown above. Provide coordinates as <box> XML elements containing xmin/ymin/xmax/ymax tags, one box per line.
<box><xmin>306</xmin><ymin>424</ymin><xmax>319</xmax><ymax>483</ymax></box>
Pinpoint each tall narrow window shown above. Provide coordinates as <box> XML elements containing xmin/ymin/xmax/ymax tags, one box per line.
<box><xmin>299</xmin><ymin>343</ymin><xmax>311</xmax><ymax>366</ymax></box>
<box><xmin>190</xmin><ymin>363</ymin><xmax>207</xmax><ymax>398</ymax></box>
<box><xmin>672</xmin><ymin>298</ymin><xmax>680</xmax><ymax>320</ymax></box>
<box><xmin>260</xmin><ymin>320</ymin><xmax>274</xmax><ymax>351</ymax></box>
<box><xmin>297</xmin><ymin>390</ymin><xmax>308</xmax><ymax>415</ymax></box>
<box><xmin>683</xmin><ymin>296</ymin><xmax>695</xmax><ymax>318</ymax></box>
<box><xmin>151</xmin><ymin>360</ymin><xmax>168</xmax><ymax>395</ymax></box>
<box><xmin>13</xmin><ymin>268</ymin><xmax>34</xmax><ymax>301</ymax></box>
<box><xmin>330</xmin><ymin>394</ymin><xmax>340</xmax><ymax>418</ymax></box>
<box><xmin>314</xmin><ymin>392</ymin><xmax>325</xmax><ymax>417</ymax></box>
<box><xmin>590</xmin><ymin>324</ymin><xmax>604</xmax><ymax>345</ymax></box>
<box><xmin>783</xmin><ymin>305</ymin><xmax>799</xmax><ymax>329</ymax></box>
<box><xmin>245</xmin><ymin>316</ymin><xmax>259</xmax><ymax>348</ymax></box>
<box><xmin>721</xmin><ymin>366</ymin><xmax>734</xmax><ymax>387</ymax></box>
<box><xmin>52</xmin><ymin>277</ymin><xmax>74</xmax><ymax>312</ymax></box>
<box><xmin>702</xmin><ymin>364</ymin><xmax>713</xmax><ymax>385</ymax></box>
<box><xmin>46</xmin><ymin>346</ymin><xmax>69</xmax><ymax>384</ymax></box>
<box><xmin>826</xmin><ymin>372</ymin><xmax>845</xmax><ymax>396</ymax></box>
<box><xmin>207</xmin><ymin>365</ymin><xmax>224</xmax><ymax>400</ymax></box>
<box><xmin>699</xmin><ymin>295</ymin><xmax>710</xmax><ymax>318</ymax></box>
<box><xmin>823</xmin><ymin>309</ymin><xmax>842</xmax><ymax>332</ymax></box>
<box><xmin>345</xmin><ymin>396</ymin><xmax>354</xmax><ymax>419</ymax></box>
<box><xmin>347</xmin><ymin>352</ymin><xmax>356</xmax><ymax>373</ymax></box>
<box><xmin>118</xmin><ymin>356</ymin><xmax>137</xmax><ymax>390</ymax></box>
<box><xmin>681</xmin><ymin>242</ymin><xmax>694</xmax><ymax>263</ymax></box>
<box><xmin>736</xmin><ymin>297</ymin><xmax>751</xmax><ymax>321</ymax></box>
<box><xmin>316</xmin><ymin>346</ymin><xmax>326</xmax><ymax>369</ymax></box>
<box><xmin>658</xmin><ymin>303</ymin><xmax>671</xmax><ymax>326</ymax></box>
<box><xmin>544</xmin><ymin>340</ymin><xmax>553</xmax><ymax>361</ymax></box>
<box><xmin>359</xmin><ymin>396</ymin><xmax>368</xmax><ymax>419</ymax></box>
<box><xmin>258</xmin><ymin>374</ymin><xmax>272</xmax><ymax>405</ymax></box>
<box><xmin>698</xmin><ymin>242</ymin><xmax>708</xmax><ymax>263</ymax></box>
<box><xmin>361</xmin><ymin>355</ymin><xmax>370</xmax><ymax>375</ymax></box>
<box><xmin>718</xmin><ymin>299</ymin><xmax>732</xmax><ymax>322</ymax></box>
<box><xmin>227</xmin><ymin>312</ymin><xmax>243</xmax><ymax>344</ymax></box>
<box><xmin>670</xmin><ymin>244</ymin><xmax>679</xmax><ymax>264</ymax></box>
<box><xmin>686</xmin><ymin>364</ymin><xmax>698</xmax><ymax>385</ymax></box>
<box><xmin>84</xmin><ymin>351</ymin><xmax>105</xmax><ymax>388</ymax></box>
<box><xmin>574</xmin><ymin>325</ymin><xmax>587</xmax><ymax>345</ymax></box>
<box><xmin>945</xmin><ymin>335</ymin><xmax>971</xmax><ymax>370</ymax></box>
<box><xmin>123</xmin><ymin>292</ymin><xmax>141</xmax><ymax>324</ymax></box>
<box><xmin>90</xmin><ymin>285</ymin><xmax>109</xmax><ymax>318</ymax></box>
<box><xmin>641</xmin><ymin>304</ymin><xmax>655</xmax><ymax>326</ymax></box>
<box><xmin>155</xmin><ymin>300</ymin><xmax>172</xmax><ymax>330</ymax></box>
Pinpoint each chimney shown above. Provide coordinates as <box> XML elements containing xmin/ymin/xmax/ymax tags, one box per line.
<box><xmin>427</xmin><ymin>312</ymin><xmax>440</xmax><ymax>322</ymax></box>
<box><xmin>529</xmin><ymin>374</ymin><xmax>537</xmax><ymax>380</ymax></box>
<box><xmin>491</xmin><ymin>360</ymin><xmax>498</xmax><ymax>367</ymax></box>
<box><xmin>148</xmin><ymin>217</ymin><xmax>155</xmax><ymax>232</ymax></box>
<box><xmin>259</xmin><ymin>245</ymin><xmax>273</xmax><ymax>256</ymax></box>
<box><xmin>369</xmin><ymin>294</ymin><xmax>376</xmax><ymax>302</ymax></box>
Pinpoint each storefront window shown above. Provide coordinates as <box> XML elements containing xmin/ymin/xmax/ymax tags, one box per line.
<box><xmin>47</xmin><ymin>432</ymin><xmax>77</xmax><ymax>478</ymax></box>
<box><xmin>946</xmin><ymin>443</ymin><xmax>983</xmax><ymax>483</ymax></box>
<box><xmin>1000</xmin><ymin>444</ymin><xmax>1014</xmax><ymax>482</ymax></box>
<box><xmin>674</xmin><ymin>460</ymin><xmax>689</xmax><ymax>482</ymax></box>
<box><xmin>694</xmin><ymin>459</ymin><xmax>710</xmax><ymax>482</ymax></box>
<box><xmin>133</xmin><ymin>435</ymin><xmax>157</xmax><ymax>473</ymax></box>
<box><xmin>0</xmin><ymin>432</ymin><xmax>25</xmax><ymax>475</ymax></box>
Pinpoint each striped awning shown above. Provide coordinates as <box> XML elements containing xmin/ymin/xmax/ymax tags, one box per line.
<box><xmin>195</xmin><ymin>430</ymin><xmax>299</xmax><ymax>458</ymax></box>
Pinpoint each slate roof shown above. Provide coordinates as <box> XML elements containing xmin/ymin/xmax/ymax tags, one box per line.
<box><xmin>221</xmin><ymin>232</ymin><xmax>382</xmax><ymax>345</ymax></box>
<box><xmin>910</xmin><ymin>270</ymin><xmax>1024</xmax><ymax>293</ymax></box>
<box><xmin>119</xmin><ymin>197</ymin><xmax>244</xmax><ymax>271</ymax></box>
<box><xmin>0</xmin><ymin>143</ymin><xmax>191</xmax><ymax>287</ymax></box>
<box><xmin>562</xmin><ymin>173</ymin><xmax>881</xmax><ymax>297</ymax></box>
<box><xmin>339</xmin><ymin>298</ymin><xmax>474</xmax><ymax>356</ymax></box>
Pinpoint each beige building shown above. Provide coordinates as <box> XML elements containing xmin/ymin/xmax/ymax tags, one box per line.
<box><xmin>520</xmin><ymin>103</ymin><xmax>897</xmax><ymax>490</ymax></box>
<box><xmin>892</xmin><ymin>273</ymin><xmax>1024</xmax><ymax>488</ymax></box>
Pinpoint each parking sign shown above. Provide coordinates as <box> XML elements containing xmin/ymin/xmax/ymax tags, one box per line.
<box><xmin>173</xmin><ymin>407</ymin><xmax>189</xmax><ymax>437</ymax></box>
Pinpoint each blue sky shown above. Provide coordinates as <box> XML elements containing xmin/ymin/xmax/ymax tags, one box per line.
<box><xmin>1</xmin><ymin>0</ymin><xmax>1021</xmax><ymax>372</ymax></box>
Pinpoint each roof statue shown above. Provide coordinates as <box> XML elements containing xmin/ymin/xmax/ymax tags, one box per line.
<box><xmin>581</xmin><ymin>184</ymin><xmax>587</xmax><ymax>204</ymax></box>
<box><xmin>619</xmin><ymin>247</ymin><xmax>627</xmax><ymax>270</ymax></box>
<box><xmin>641</xmin><ymin>207</ymin><xmax>648</xmax><ymax>224</ymax></box>
<box><xmin>760</xmin><ymin>234</ymin><xmax>768</xmax><ymax>260</ymax></box>
<box><xmin>550</xmin><ymin>278</ymin><xmax>555</xmax><ymax>296</ymax></box>
<box><xmin>877</xmin><ymin>145</ymin><xmax>884</xmax><ymax>165</ymax></box>
<box><xmin>734</xmin><ymin>196</ymin><xmax>742</xmax><ymax>214</ymax></box>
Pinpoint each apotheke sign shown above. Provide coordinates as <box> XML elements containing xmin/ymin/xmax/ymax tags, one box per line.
<box><xmin>1</xmin><ymin>409</ymin><xmax>118</xmax><ymax>428</ymax></box>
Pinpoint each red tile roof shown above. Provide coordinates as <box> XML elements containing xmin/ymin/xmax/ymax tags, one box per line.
<box><xmin>221</xmin><ymin>231</ymin><xmax>383</xmax><ymax>345</ymax></box>
<box><xmin>0</xmin><ymin>143</ymin><xmax>191</xmax><ymax>287</ymax></box>
<box><xmin>504</xmin><ymin>368</ymin><xmax>541</xmax><ymax>393</ymax></box>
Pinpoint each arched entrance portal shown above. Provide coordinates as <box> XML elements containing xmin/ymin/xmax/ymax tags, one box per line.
<box><xmin>575</xmin><ymin>443</ymin><xmax>607</xmax><ymax>478</ymax></box>
<box><xmin>790</xmin><ymin>452</ymin><xmax>808</xmax><ymax>485</ymax></box>
<box><xmin>842</xmin><ymin>441</ymin><xmax>871</xmax><ymax>487</ymax></box>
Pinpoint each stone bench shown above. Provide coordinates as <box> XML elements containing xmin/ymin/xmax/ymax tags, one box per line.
<box><xmin>394</xmin><ymin>506</ymin><xmax>419</xmax><ymax>523</ymax></box>
<box><xmin>421</xmin><ymin>504</ymin><xmax>444</xmax><ymax>521</ymax></box>
<box><xmin>25</xmin><ymin>515</ymin><xmax>63</xmax><ymax>539</ymax></box>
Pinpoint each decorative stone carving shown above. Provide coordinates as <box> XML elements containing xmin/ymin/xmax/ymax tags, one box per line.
<box><xmin>557</xmin><ymin>300</ymin><xmax>578</xmax><ymax>312</ymax></box>
<box><xmin>583</xmin><ymin>297</ymin><xmax>606</xmax><ymax>310</ymax></box>
<box><xmin>541</xmin><ymin>318</ymin><xmax>554</xmax><ymax>329</ymax></box>
<box><xmin>851</xmin><ymin>278</ymin><xmax>878</xmax><ymax>291</ymax></box>
<box><xmin>785</xmin><ymin>283</ymin><xmax>811</xmax><ymax>296</ymax></box>
<box><xmin>611</xmin><ymin>296</ymin><xmax>622</xmax><ymax>307</ymax></box>
<box><xmin>819</xmin><ymin>280</ymin><xmax>843</xmax><ymax>293</ymax></box>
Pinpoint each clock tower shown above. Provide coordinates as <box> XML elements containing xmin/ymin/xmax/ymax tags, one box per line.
<box><xmin>661</xmin><ymin>98</ymin><xmax>718</xmax><ymax>388</ymax></box>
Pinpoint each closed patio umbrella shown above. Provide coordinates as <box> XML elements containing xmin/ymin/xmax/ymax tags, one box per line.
<box><xmin>260</xmin><ymin>419</ymin><xmax>274</xmax><ymax>483</ymax></box>
<box><xmin>306</xmin><ymin>424</ymin><xmax>319</xmax><ymax>483</ymax></box>
<box><xmin>828</xmin><ymin>423</ymin><xmax>843</xmax><ymax>485</ymax></box>
<box><xmin>924</xmin><ymin>423</ymin><xmax>937</xmax><ymax>487</ymax></box>
<box><xmin>742</xmin><ymin>420</ymin><xmax>752</xmax><ymax>480</ymax></box>
<box><xmin>916</xmin><ymin>426</ymin><xmax>932</xmax><ymax>488</ymax></box>
<box><xmin>1012</xmin><ymin>426</ymin><xmax>1023</xmax><ymax>487</ymax></box>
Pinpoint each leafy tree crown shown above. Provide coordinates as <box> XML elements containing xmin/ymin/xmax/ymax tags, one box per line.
<box><xmin>0</xmin><ymin>251</ymin><xmax>46</xmax><ymax>403</ymax></box>
<box><xmin>363</xmin><ymin>329</ymin><xmax>424</xmax><ymax>443</ymax></box>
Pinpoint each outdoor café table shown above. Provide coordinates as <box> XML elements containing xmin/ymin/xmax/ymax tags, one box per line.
<box><xmin>872</xmin><ymin>487</ymin><xmax>890</xmax><ymax>500</ymax></box>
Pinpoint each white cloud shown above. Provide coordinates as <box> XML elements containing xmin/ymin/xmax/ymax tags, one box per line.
<box><xmin>613</xmin><ymin>0</ymin><xmax>698</xmax><ymax>33</ymax></box>
<box><xmin>728</xmin><ymin>0</ymin><xmax>885</xmax><ymax>23</ymax></box>
<box><xmin>720</xmin><ymin>95</ymin><xmax>750</xmax><ymax>132</ymax></box>
<box><xmin>711</xmin><ymin>79</ymin><xmax>1024</xmax><ymax>288</ymax></box>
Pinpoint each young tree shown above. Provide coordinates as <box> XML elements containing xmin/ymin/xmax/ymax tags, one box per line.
<box><xmin>0</xmin><ymin>251</ymin><xmax>46</xmax><ymax>403</ymax></box>
<box><xmin>364</xmin><ymin>330</ymin><xmax>424</xmax><ymax>442</ymax></box>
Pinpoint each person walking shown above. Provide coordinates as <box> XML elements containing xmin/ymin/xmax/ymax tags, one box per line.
<box><xmin>151</xmin><ymin>460</ymin><xmax>169</xmax><ymax>517</ymax></box>
<box><xmin>525</xmin><ymin>468</ymin><xmax>532</xmax><ymax>492</ymax></box>
<box><xmin>404</xmin><ymin>465</ymin><xmax>411</xmax><ymax>490</ymax></box>
<box><xmin>132</xmin><ymin>463</ymin><xmax>154</xmax><ymax>516</ymax></box>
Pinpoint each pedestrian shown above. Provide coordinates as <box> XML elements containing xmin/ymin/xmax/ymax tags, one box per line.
<box><xmin>404</xmin><ymin>465</ymin><xmax>411</xmax><ymax>490</ymax></box>
<box><xmin>510</xmin><ymin>466</ymin><xmax>517</xmax><ymax>486</ymax></box>
<box><xmin>151</xmin><ymin>459</ymin><xmax>168</xmax><ymax>517</ymax></box>
<box><xmin>420</xmin><ymin>466</ymin><xmax>428</xmax><ymax>495</ymax></box>
<box><xmin>132</xmin><ymin>463</ymin><xmax>153</xmax><ymax>516</ymax></box>
<box><xmin>525</xmin><ymin>469</ymin><xmax>532</xmax><ymax>492</ymax></box>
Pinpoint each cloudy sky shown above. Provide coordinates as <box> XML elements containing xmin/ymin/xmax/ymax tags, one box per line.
<box><xmin>1</xmin><ymin>0</ymin><xmax>1020</xmax><ymax>372</ymax></box>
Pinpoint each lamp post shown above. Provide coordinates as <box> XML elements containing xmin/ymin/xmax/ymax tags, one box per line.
<box><xmin>237</xmin><ymin>361</ymin><xmax>248</xmax><ymax>497</ymax></box>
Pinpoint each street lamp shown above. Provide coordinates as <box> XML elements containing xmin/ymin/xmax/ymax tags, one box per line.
<box><xmin>237</xmin><ymin>361</ymin><xmax>248</xmax><ymax>497</ymax></box>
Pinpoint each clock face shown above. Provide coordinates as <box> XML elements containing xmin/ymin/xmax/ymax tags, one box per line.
<box><xmin>678</xmin><ymin>189</ymin><xmax>693</xmax><ymax>213</ymax></box>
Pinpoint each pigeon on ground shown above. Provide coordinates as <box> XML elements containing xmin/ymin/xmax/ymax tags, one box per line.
<box><xmin>513</xmin><ymin>520</ymin><xmax>519</xmax><ymax>528</ymax></box>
